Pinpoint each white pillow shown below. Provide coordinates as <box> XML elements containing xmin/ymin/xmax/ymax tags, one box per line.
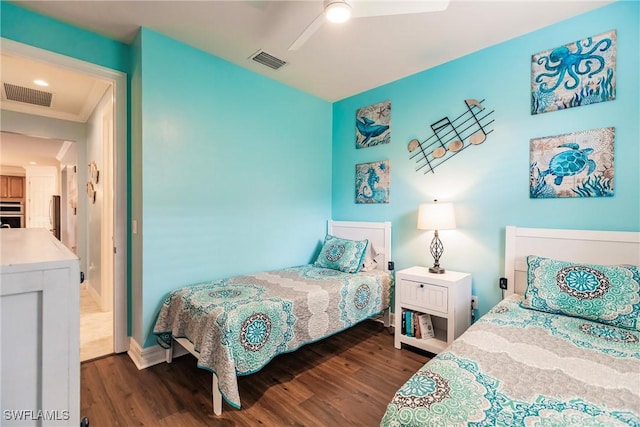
<box><xmin>361</xmin><ymin>243</ymin><xmax>383</xmax><ymax>272</ymax></box>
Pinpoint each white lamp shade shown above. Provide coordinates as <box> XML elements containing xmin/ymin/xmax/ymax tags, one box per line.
<box><xmin>417</xmin><ymin>202</ymin><xmax>456</xmax><ymax>231</ymax></box>
<box><xmin>325</xmin><ymin>1</ymin><xmax>351</xmax><ymax>23</ymax></box>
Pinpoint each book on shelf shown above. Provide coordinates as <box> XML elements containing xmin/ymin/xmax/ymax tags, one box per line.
<box><xmin>404</xmin><ymin>310</ymin><xmax>413</xmax><ymax>337</ymax></box>
<box><xmin>418</xmin><ymin>313</ymin><xmax>435</xmax><ymax>339</ymax></box>
<box><xmin>400</xmin><ymin>309</ymin><xmax>435</xmax><ymax>339</ymax></box>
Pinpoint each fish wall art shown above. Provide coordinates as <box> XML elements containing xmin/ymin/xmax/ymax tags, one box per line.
<box><xmin>356</xmin><ymin>100</ymin><xmax>391</xmax><ymax>149</ymax></box>
<box><xmin>531</xmin><ymin>30</ymin><xmax>616</xmax><ymax>115</ymax></box>
<box><xmin>530</xmin><ymin>127</ymin><xmax>614</xmax><ymax>198</ymax></box>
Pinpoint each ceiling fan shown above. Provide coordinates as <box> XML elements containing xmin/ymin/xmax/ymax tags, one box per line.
<box><xmin>288</xmin><ymin>0</ymin><xmax>450</xmax><ymax>51</ymax></box>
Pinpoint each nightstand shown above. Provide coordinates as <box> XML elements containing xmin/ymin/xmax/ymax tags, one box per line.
<box><xmin>394</xmin><ymin>266</ymin><xmax>472</xmax><ymax>354</ymax></box>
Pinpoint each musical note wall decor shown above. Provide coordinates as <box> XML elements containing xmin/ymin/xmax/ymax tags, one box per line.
<box><xmin>407</xmin><ymin>99</ymin><xmax>495</xmax><ymax>174</ymax></box>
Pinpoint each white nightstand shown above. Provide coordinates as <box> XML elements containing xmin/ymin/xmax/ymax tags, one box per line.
<box><xmin>394</xmin><ymin>266</ymin><xmax>472</xmax><ymax>354</ymax></box>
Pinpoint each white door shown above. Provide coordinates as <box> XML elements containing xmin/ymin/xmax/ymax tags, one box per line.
<box><xmin>26</xmin><ymin>167</ymin><xmax>58</xmax><ymax>229</ymax></box>
<box><xmin>101</xmin><ymin>106</ymin><xmax>114</xmax><ymax>314</ymax></box>
<box><xmin>63</xmin><ymin>164</ymin><xmax>78</xmax><ymax>253</ymax></box>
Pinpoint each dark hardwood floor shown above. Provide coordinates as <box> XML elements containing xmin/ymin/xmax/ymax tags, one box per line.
<box><xmin>81</xmin><ymin>322</ymin><xmax>430</xmax><ymax>426</ymax></box>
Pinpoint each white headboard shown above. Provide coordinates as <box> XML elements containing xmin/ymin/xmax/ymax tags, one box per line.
<box><xmin>328</xmin><ymin>220</ymin><xmax>392</xmax><ymax>272</ymax></box>
<box><xmin>504</xmin><ymin>226</ymin><xmax>640</xmax><ymax>295</ymax></box>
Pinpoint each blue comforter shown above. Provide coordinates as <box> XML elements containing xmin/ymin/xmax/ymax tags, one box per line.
<box><xmin>154</xmin><ymin>264</ymin><xmax>391</xmax><ymax>409</ymax></box>
<box><xmin>381</xmin><ymin>295</ymin><xmax>640</xmax><ymax>426</ymax></box>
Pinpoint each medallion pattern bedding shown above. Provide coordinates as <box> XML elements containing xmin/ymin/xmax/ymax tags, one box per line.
<box><xmin>381</xmin><ymin>295</ymin><xmax>640</xmax><ymax>427</ymax></box>
<box><xmin>153</xmin><ymin>264</ymin><xmax>391</xmax><ymax>409</ymax></box>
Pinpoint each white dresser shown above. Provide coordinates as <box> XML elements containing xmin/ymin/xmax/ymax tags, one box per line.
<box><xmin>1</xmin><ymin>228</ymin><xmax>80</xmax><ymax>426</ymax></box>
<box><xmin>395</xmin><ymin>266</ymin><xmax>471</xmax><ymax>355</ymax></box>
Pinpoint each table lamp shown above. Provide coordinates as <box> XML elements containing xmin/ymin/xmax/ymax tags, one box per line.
<box><xmin>417</xmin><ymin>200</ymin><xmax>456</xmax><ymax>273</ymax></box>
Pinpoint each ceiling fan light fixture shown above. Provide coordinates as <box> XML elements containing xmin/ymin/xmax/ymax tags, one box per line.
<box><xmin>325</xmin><ymin>1</ymin><xmax>351</xmax><ymax>23</ymax></box>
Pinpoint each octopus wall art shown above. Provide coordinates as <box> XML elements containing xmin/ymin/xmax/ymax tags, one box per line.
<box><xmin>531</xmin><ymin>30</ymin><xmax>616</xmax><ymax>115</ymax></box>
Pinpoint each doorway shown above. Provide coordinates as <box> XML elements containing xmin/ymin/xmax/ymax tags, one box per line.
<box><xmin>1</xmin><ymin>38</ymin><xmax>128</xmax><ymax>356</ymax></box>
<box><xmin>1</xmin><ymin>131</ymin><xmax>113</xmax><ymax>361</ymax></box>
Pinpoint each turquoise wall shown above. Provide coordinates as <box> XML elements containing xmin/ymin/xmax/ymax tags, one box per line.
<box><xmin>134</xmin><ymin>29</ymin><xmax>332</xmax><ymax>346</ymax></box>
<box><xmin>331</xmin><ymin>1</ymin><xmax>639</xmax><ymax>317</ymax></box>
<box><xmin>3</xmin><ymin>1</ymin><xmax>638</xmax><ymax>346</ymax></box>
<box><xmin>1</xmin><ymin>4</ymin><xmax>332</xmax><ymax>348</ymax></box>
<box><xmin>0</xmin><ymin>2</ymin><xmax>129</xmax><ymax>73</ymax></box>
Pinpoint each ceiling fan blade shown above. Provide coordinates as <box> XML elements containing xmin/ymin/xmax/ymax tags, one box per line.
<box><xmin>351</xmin><ymin>0</ymin><xmax>449</xmax><ymax>18</ymax></box>
<box><xmin>289</xmin><ymin>12</ymin><xmax>326</xmax><ymax>51</ymax></box>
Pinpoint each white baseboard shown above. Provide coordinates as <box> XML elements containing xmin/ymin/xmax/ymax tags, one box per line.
<box><xmin>127</xmin><ymin>337</ymin><xmax>189</xmax><ymax>370</ymax></box>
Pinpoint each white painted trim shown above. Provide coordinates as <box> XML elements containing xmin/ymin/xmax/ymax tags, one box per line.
<box><xmin>1</xmin><ymin>38</ymin><xmax>129</xmax><ymax>354</ymax></box>
<box><xmin>55</xmin><ymin>140</ymin><xmax>73</xmax><ymax>161</ymax></box>
<box><xmin>127</xmin><ymin>337</ymin><xmax>189</xmax><ymax>370</ymax></box>
<box><xmin>100</xmin><ymin>102</ymin><xmax>115</xmax><ymax>314</ymax></box>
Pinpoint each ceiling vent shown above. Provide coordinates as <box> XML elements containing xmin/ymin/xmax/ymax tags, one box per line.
<box><xmin>250</xmin><ymin>50</ymin><xmax>287</xmax><ymax>70</ymax></box>
<box><xmin>3</xmin><ymin>82</ymin><xmax>53</xmax><ymax>107</ymax></box>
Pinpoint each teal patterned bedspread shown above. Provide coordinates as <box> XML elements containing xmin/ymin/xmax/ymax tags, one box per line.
<box><xmin>153</xmin><ymin>264</ymin><xmax>391</xmax><ymax>409</ymax></box>
<box><xmin>381</xmin><ymin>295</ymin><xmax>640</xmax><ymax>427</ymax></box>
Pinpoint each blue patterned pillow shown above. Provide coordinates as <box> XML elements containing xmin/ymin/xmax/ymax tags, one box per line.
<box><xmin>522</xmin><ymin>255</ymin><xmax>640</xmax><ymax>331</ymax></box>
<box><xmin>314</xmin><ymin>234</ymin><xmax>369</xmax><ymax>273</ymax></box>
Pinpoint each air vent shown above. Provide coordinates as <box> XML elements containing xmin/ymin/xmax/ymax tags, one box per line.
<box><xmin>250</xmin><ymin>50</ymin><xmax>287</xmax><ymax>70</ymax></box>
<box><xmin>3</xmin><ymin>82</ymin><xmax>53</xmax><ymax>107</ymax></box>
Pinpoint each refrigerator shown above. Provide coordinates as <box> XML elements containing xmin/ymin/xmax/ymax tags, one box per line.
<box><xmin>50</xmin><ymin>195</ymin><xmax>61</xmax><ymax>240</ymax></box>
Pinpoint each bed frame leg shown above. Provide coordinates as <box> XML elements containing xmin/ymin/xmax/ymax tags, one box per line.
<box><xmin>383</xmin><ymin>307</ymin><xmax>391</xmax><ymax>328</ymax></box>
<box><xmin>165</xmin><ymin>344</ymin><xmax>174</xmax><ymax>364</ymax></box>
<box><xmin>212</xmin><ymin>373</ymin><xmax>222</xmax><ymax>415</ymax></box>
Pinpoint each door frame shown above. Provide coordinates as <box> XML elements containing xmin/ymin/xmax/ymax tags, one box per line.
<box><xmin>2</xmin><ymin>38</ymin><xmax>129</xmax><ymax>353</ymax></box>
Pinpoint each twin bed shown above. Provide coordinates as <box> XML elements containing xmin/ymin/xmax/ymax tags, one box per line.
<box><xmin>153</xmin><ymin>222</ymin><xmax>639</xmax><ymax>424</ymax></box>
<box><xmin>153</xmin><ymin>220</ymin><xmax>392</xmax><ymax>415</ymax></box>
<box><xmin>382</xmin><ymin>226</ymin><xmax>640</xmax><ymax>426</ymax></box>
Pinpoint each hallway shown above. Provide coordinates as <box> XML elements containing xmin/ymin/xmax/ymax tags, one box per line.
<box><xmin>80</xmin><ymin>285</ymin><xmax>113</xmax><ymax>361</ymax></box>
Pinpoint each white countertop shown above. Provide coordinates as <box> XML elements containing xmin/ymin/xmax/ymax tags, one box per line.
<box><xmin>0</xmin><ymin>228</ymin><xmax>78</xmax><ymax>271</ymax></box>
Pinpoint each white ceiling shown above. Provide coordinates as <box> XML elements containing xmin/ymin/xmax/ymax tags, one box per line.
<box><xmin>0</xmin><ymin>0</ymin><xmax>613</xmax><ymax>169</ymax></box>
<box><xmin>0</xmin><ymin>53</ymin><xmax>93</xmax><ymax>169</ymax></box>
<box><xmin>0</xmin><ymin>131</ymin><xmax>76</xmax><ymax>168</ymax></box>
<box><xmin>1</xmin><ymin>53</ymin><xmax>112</xmax><ymax>123</ymax></box>
<box><xmin>9</xmin><ymin>0</ymin><xmax>613</xmax><ymax>103</ymax></box>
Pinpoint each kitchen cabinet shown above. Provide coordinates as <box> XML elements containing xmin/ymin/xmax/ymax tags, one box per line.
<box><xmin>1</xmin><ymin>228</ymin><xmax>80</xmax><ymax>426</ymax></box>
<box><xmin>0</xmin><ymin>175</ymin><xmax>25</xmax><ymax>200</ymax></box>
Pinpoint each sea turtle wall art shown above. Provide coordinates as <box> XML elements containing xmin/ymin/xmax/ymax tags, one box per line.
<box><xmin>356</xmin><ymin>100</ymin><xmax>391</xmax><ymax>149</ymax></box>
<box><xmin>356</xmin><ymin>160</ymin><xmax>390</xmax><ymax>204</ymax></box>
<box><xmin>530</xmin><ymin>127</ymin><xmax>614</xmax><ymax>198</ymax></box>
<box><xmin>531</xmin><ymin>30</ymin><xmax>616</xmax><ymax>115</ymax></box>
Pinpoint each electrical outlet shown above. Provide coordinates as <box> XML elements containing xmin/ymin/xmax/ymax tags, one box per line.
<box><xmin>471</xmin><ymin>296</ymin><xmax>478</xmax><ymax>310</ymax></box>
